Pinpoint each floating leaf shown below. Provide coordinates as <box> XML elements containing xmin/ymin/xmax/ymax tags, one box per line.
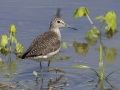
<box><xmin>71</xmin><ymin>65</ymin><xmax>91</xmax><ymax>69</ymax></box>
<box><xmin>105</xmin><ymin>47</ymin><xmax>117</xmax><ymax>63</ymax></box>
<box><xmin>73</xmin><ymin>7</ymin><xmax>89</xmax><ymax>18</ymax></box>
<box><xmin>15</xmin><ymin>42</ymin><xmax>24</xmax><ymax>53</ymax></box>
<box><xmin>0</xmin><ymin>35</ymin><xmax>8</xmax><ymax>48</ymax></box>
<box><xmin>9</xmin><ymin>24</ymin><xmax>17</xmax><ymax>35</ymax></box>
<box><xmin>105</xmin><ymin>11</ymin><xmax>117</xmax><ymax>32</ymax></box>
<box><xmin>33</xmin><ymin>71</ymin><xmax>38</xmax><ymax>77</ymax></box>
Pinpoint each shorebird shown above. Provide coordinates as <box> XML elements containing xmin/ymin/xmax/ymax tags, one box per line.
<box><xmin>21</xmin><ymin>8</ymin><xmax>77</xmax><ymax>77</ymax></box>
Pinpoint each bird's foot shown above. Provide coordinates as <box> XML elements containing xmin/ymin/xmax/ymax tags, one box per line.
<box><xmin>47</xmin><ymin>68</ymin><xmax>65</xmax><ymax>73</ymax></box>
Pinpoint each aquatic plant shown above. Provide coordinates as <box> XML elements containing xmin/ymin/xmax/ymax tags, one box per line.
<box><xmin>0</xmin><ymin>24</ymin><xmax>24</xmax><ymax>55</ymax></box>
<box><xmin>0</xmin><ymin>24</ymin><xmax>24</xmax><ymax>77</ymax></box>
<box><xmin>71</xmin><ymin>7</ymin><xmax>118</xmax><ymax>85</ymax></box>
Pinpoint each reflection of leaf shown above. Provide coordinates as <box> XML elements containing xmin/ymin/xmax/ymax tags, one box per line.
<box><xmin>0</xmin><ymin>35</ymin><xmax>8</xmax><ymax>48</ymax></box>
<box><xmin>9</xmin><ymin>61</ymin><xmax>17</xmax><ymax>75</ymax></box>
<box><xmin>105</xmin><ymin>29</ymin><xmax>118</xmax><ymax>39</ymax></box>
<box><xmin>15</xmin><ymin>42</ymin><xmax>24</xmax><ymax>53</ymax></box>
<box><xmin>0</xmin><ymin>58</ymin><xmax>7</xmax><ymax>74</ymax></box>
<box><xmin>73</xmin><ymin>7</ymin><xmax>89</xmax><ymax>18</ymax></box>
<box><xmin>105</xmin><ymin>47</ymin><xmax>117</xmax><ymax>63</ymax></box>
<box><xmin>71</xmin><ymin>65</ymin><xmax>99</xmax><ymax>78</ymax></box>
<box><xmin>9</xmin><ymin>24</ymin><xmax>17</xmax><ymax>35</ymax></box>
<box><xmin>73</xmin><ymin>41</ymin><xmax>89</xmax><ymax>56</ymax></box>
<box><xmin>105</xmin><ymin>11</ymin><xmax>117</xmax><ymax>32</ymax></box>
<box><xmin>0</xmin><ymin>47</ymin><xmax>9</xmax><ymax>56</ymax></box>
<box><xmin>86</xmin><ymin>37</ymin><xmax>98</xmax><ymax>46</ymax></box>
<box><xmin>11</xmin><ymin>36</ymin><xmax>17</xmax><ymax>44</ymax></box>
<box><xmin>60</xmin><ymin>56</ymin><xmax>70</xmax><ymax>60</ymax></box>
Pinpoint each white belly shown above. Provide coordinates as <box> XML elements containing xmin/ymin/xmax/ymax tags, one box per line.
<box><xmin>28</xmin><ymin>48</ymin><xmax>60</xmax><ymax>61</ymax></box>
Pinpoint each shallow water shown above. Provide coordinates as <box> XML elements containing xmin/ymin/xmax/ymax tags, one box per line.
<box><xmin>0</xmin><ymin>0</ymin><xmax>120</xmax><ymax>90</ymax></box>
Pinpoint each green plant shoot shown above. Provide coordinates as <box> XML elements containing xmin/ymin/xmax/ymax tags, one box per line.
<box><xmin>1</xmin><ymin>35</ymin><xmax>8</xmax><ymax>48</ymax></box>
<box><xmin>73</xmin><ymin>7</ymin><xmax>89</xmax><ymax>18</ymax></box>
<box><xmin>99</xmin><ymin>45</ymin><xmax>104</xmax><ymax>80</ymax></box>
<box><xmin>105</xmin><ymin>11</ymin><xmax>117</xmax><ymax>32</ymax></box>
<box><xmin>15</xmin><ymin>43</ymin><xmax>24</xmax><ymax>53</ymax></box>
<box><xmin>86</xmin><ymin>27</ymin><xmax>99</xmax><ymax>39</ymax></box>
<box><xmin>33</xmin><ymin>71</ymin><xmax>38</xmax><ymax>78</ymax></box>
<box><xmin>9</xmin><ymin>24</ymin><xmax>17</xmax><ymax>35</ymax></box>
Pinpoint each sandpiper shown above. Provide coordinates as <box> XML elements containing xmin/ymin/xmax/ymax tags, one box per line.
<box><xmin>21</xmin><ymin>8</ymin><xmax>77</xmax><ymax>77</ymax></box>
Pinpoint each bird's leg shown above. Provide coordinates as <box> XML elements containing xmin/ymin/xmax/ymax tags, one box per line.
<box><xmin>40</xmin><ymin>62</ymin><xmax>44</xmax><ymax>80</ymax></box>
<box><xmin>47</xmin><ymin>60</ymin><xmax>65</xmax><ymax>73</ymax></box>
<box><xmin>47</xmin><ymin>60</ymin><xmax>51</xmax><ymax>71</ymax></box>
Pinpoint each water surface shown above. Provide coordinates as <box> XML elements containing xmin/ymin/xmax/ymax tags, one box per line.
<box><xmin>0</xmin><ymin>0</ymin><xmax>120</xmax><ymax>90</ymax></box>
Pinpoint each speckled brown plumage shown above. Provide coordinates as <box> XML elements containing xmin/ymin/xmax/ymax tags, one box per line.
<box><xmin>22</xmin><ymin>30</ymin><xmax>60</xmax><ymax>59</ymax></box>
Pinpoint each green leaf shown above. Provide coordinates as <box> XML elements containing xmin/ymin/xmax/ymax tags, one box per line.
<box><xmin>0</xmin><ymin>34</ymin><xmax>8</xmax><ymax>48</ymax></box>
<box><xmin>99</xmin><ymin>45</ymin><xmax>104</xmax><ymax>80</ymax></box>
<box><xmin>33</xmin><ymin>71</ymin><xmax>38</xmax><ymax>77</ymax></box>
<box><xmin>62</xmin><ymin>42</ymin><xmax>67</xmax><ymax>48</ymax></box>
<box><xmin>95</xmin><ymin>15</ymin><xmax>104</xmax><ymax>20</ymax></box>
<box><xmin>105</xmin><ymin>11</ymin><xmax>117</xmax><ymax>32</ymax></box>
<box><xmin>86</xmin><ymin>27</ymin><xmax>99</xmax><ymax>39</ymax></box>
<box><xmin>9</xmin><ymin>24</ymin><xmax>17</xmax><ymax>35</ymax></box>
<box><xmin>86</xmin><ymin>37</ymin><xmax>98</xmax><ymax>46</ymax></box>
<box><xmin>71</xmin><ymin>65</ymin><xmax>100</xmax><ymax>77</ymax></box>
<box><xmin>71</xmin><ymin>65</ymin><xmax>91</xmax><ymax>69</ymax></box>
<box><xmin>73</xmin><ymin>7</ymin><xmax>89</xmax><ymax>18</ymax></box>
<box><xmin>15</xmin><ymin>42</ymin><xmax>24</xmax><ymax>53</ymax></box>
<box><xmin>61</xmin><ymin>42</ymin><xmax>72</xmax><ymax>49</ymax></box>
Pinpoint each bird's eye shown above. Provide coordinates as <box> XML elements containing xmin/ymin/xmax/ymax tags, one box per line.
<box><xmin>57</xmin><ymin>21</ymin><xmax>60</xmax><ymax>23</ymax></box>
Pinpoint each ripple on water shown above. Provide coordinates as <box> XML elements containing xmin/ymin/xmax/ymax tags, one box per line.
<box><xmin>13</xmin><ymin>71</ymin><xmax>98</xmax><ymax>90</ymax></box>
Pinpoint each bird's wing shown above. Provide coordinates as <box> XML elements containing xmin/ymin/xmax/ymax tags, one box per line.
<box><xmin>22</xmin><ymin>31</ymin><xmax>60</xmax><ymax>59</ymax></box>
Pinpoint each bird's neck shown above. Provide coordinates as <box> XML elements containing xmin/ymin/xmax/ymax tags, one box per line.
<box><xmin>49</xmin><ymin>27</ymin><xmax>61</xmax><ymax>39</ymax></box>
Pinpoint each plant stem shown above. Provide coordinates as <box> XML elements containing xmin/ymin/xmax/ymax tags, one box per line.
<box><xmin>86</xmin><ymin>14</ymin><xmax>97</xmax><ymax>29</ymax></box>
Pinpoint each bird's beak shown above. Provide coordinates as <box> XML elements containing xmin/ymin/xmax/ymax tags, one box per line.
<box><xmin>65</xmin><ymin>23</ymin><xmax>77</xmax><ymax>30</ymax></box>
